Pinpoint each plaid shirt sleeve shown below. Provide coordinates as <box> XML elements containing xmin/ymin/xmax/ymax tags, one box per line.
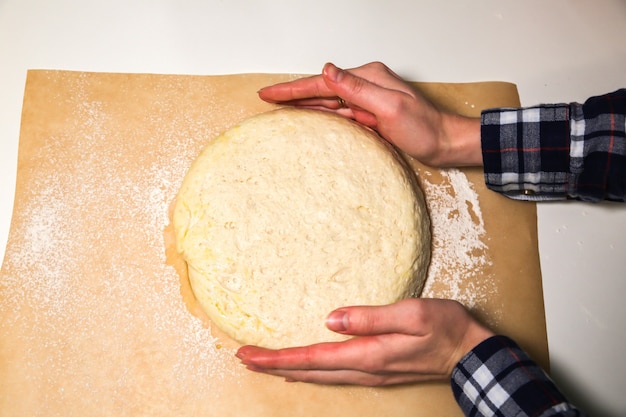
<box><xmin>451</xmin><ymin>336</ymin><xmax>587</xmax><ymax>417</ymax></box>
<box><xmin>481</xmin><ymin>89</ymin><xmax>626</xmax><ymax>202</ymax></box>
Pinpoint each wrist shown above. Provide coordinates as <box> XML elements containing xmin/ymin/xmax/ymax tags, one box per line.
<box><xmin>440</xmin><ymin>113</ymin><xmax>482</xmax><ymax>167</ymax></box>
<box><xmin>449</xmin><ymin>323</ymin><xmax>495</xmax><ymax>375</ymax></box>
<box><xmin>462</xmin><ymin>323</ymin><xmax>496</xmax><ymax>356</ymax></box>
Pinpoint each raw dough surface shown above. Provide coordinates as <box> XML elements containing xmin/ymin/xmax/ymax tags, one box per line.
<box><xmin>173</xmin><ymin>108</ymin><xmax>430</xmax><ymax>348</ymax></box>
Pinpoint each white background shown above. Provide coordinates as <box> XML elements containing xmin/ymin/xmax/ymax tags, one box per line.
<box><xmin>1</xmin><ymin>1</ymin><xmax>625</xmax><ymax>415</ymax></box>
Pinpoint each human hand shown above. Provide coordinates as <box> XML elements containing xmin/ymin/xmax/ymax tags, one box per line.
<box><xmin>258</xmin><ymin>62</ymin><xmax>482</xmax><ymax>167</ymax></box>
<box><xmin>235</xmin><ymin>298</ymin><xmax>494</xmax><ymax>386</ymax></box>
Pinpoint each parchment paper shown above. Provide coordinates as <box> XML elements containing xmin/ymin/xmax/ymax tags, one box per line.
<box><xmin>0</xmin><ymin>70</ymin><xmax>547</xmax><ymax>417</ymax></box>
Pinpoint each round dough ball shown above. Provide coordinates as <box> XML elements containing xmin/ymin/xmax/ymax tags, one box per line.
<box><xmin>173</xmin><ymin>108</ymin><xmax>430</xmax><ymax>348</ymax></box>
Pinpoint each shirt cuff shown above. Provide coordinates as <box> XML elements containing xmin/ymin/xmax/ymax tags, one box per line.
<box><xmin>451</xmin><ymin>335</ymin><xmax>584</xmax><ymax>417</ymax></box>
<box><xmin>568</xmin><ymin>89</ymin><xmax>626</xmax><ymax>202</ymax></box>
<box><xmin>481</xmin><ymin>105</ymin><xmax>572</xmax><ymax>201</ymax></box>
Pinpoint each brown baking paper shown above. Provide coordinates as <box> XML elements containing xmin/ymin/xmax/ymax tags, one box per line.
<box><xmin>0</xmin><ymin>70</ymin><xmax>547</xmax><ymax>417</ymax></box>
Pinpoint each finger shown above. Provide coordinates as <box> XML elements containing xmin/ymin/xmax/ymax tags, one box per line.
<box><xmin>258</xmin><ymin>74</ymin><xmax>335</xmax><ymax>103</ymax></box>
<box><xmin>288</xmin><ymin>101</ymin><xmax>378</xmax><ymax>128</ymax></box>
<box><xmin>263</xmin><ymin>96</ymin><xmax>377</xmax><ymax>129</ymax></box>
<box><xmin>246</xmin><ymin>365</ymin><xmax>378</xmax><ymax>385</ymax></box>
<box><xmin>275</xmin><ymin>97</ymin><xmax>348</xmax><ymax>110</ymax></box>
<box><xmin>327</xmin><ymin>299</ymin><xmax>431</xmax><ymax>337</ymax></box>
<box><xmin>258</xmin><ymin>61</ymin><xmax>410</xmax><ymax>104</ymax></box>
<box><xmin>237</xmin><ymin>335</ymin><xmax>396</xmax><ymax>371</ymax></box>
<box><xmin>345</xmin><ymin>61</ymin><xmax>415</xmax><ymax>93</ymax></box>
<box><xmin>244</xmin><ymin>365</ymin><xmax>442</xmax><ymax>386</ymax></box>
<box><xmin>345</xmin><ymin>107</ymin><xmax>378</xmax><ymax>128</ymax></box>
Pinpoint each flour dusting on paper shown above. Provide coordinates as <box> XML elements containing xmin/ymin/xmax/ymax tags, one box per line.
<box><xmin>0</xmin><ymin>72</ymin><xmax>246</xmax><ymax>412</ymax></box>
<box><xmin>419</xmin><ymin>169</ymin><xmax>496</xmax><ymax>313</ymax></box>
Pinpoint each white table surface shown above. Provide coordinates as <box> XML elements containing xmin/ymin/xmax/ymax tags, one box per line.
<box><xmin>1</xmin><ymin>1</ymin><xmax>625</xmax><ymax>415</ymax></box>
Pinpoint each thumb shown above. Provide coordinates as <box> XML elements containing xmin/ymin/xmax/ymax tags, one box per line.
<box><xmin>326</xmin><ymin>299</ymin><xmax>430</xmax><ymax>337</ymax></box>
<box><xmin>322</xmin><ymin>63</ymin><xmax>379</xmax><ymax>106</ymax></box>
<box><xmin>321</xmin><ymin>63</ymin><xmax>390</xmax><ymax>127</ymax></box>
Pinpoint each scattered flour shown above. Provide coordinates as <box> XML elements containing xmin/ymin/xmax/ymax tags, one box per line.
<box><xmin>0</xmin><ymin>72</ymin><xmax>245</xmax><ymax>414</ymax></box>
<box><xmin>420</xmin><ymin>169</ymin><xmax>496</xmax><ymax>312</ymax></box>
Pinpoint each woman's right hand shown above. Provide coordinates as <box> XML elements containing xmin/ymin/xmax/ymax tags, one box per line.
<box><xmin>258</xmin><ymin>62</ymin><xmax>482</xmax><ymax>167</ymax></box>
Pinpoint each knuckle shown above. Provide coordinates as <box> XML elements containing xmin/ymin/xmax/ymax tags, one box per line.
<box><xmin>378</xmin><ymin>93</ymin><xmax>411</xmax><ymax>121</ymax></box>
<box><xmin>300</xmin><ymin>346</ymin><xmax>316</xmax><ymax>366</ymax></box>
<box><xmin>358</xmin><ymin>341</ymin><xmax>389</xmax><ymax>373</ymax></box>
<box><xmin>362</xmin><ymin>372</ymin><xmax>394</xmax><ymax>387</ymax></box>
<box><xmin>346</xmin><ymin>75</ymin><xmax>367</xmax><ymax>96</ymax></box>
<box><xmin>367</xmin><ymin>61</ymin><xmax>390</xmax><ymax>73</ymax></box>
<box><xmin>359</xmin><ymin>355</ymin><xmax>376</xmax><ymax>371</ymax></box>
<box><xmin>351</xmin><ymin>308</ymin><xmax>381</xmax><ymax>334</ymax></box>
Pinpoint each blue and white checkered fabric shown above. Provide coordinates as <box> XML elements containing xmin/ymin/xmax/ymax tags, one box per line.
<box><xmin>481</xmin><ymin>89</ymin><xmax>626</xmax><ymax>202</ymax></box>
<box><xmin>451</xmin><ymin>336</ymin><xmax>587</xmax><ymax>417</ymax></box>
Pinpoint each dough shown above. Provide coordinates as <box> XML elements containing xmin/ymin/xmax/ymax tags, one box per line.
<box><xmin>173</xmin><ymin>108</ymin><xmax>430</xmax><ymax>348</ymax></box>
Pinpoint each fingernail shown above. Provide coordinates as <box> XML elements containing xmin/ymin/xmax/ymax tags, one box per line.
<box><xmin>326</xmin><ymin>310</ymin><xmax>348</xmax><ymax>332</ymax></box>
<box><xmin>324</xmin><ymin>63</ymin><xmax>344</xmax><ymax>83</ymax></box>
